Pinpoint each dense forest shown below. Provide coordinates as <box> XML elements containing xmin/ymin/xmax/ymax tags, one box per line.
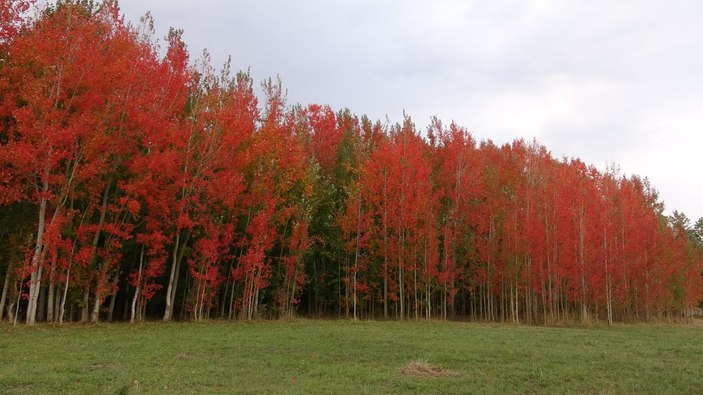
<box><xmin>1</xmin><ymin>1</ymin><xmax>701</xmax><ymax>326</ymax></box>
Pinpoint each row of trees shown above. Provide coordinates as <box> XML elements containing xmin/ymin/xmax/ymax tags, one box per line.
<box><xmin>1</xmin><ymin>1</ymin><xmax>701</xmax><ymax>326</ymax></box>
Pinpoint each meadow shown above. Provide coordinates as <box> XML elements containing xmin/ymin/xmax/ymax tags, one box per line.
<box><xmin>1</xmin><ymin>319</ymin><xmax>702</xmax><ymax>394</ymax></box>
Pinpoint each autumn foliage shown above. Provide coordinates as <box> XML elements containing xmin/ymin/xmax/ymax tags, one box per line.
<box><xmin>0</xmin><ymin>1</ymin><xmax>701</xmax><ymax>325</ymax></box>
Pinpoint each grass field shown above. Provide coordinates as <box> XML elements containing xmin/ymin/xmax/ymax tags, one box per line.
<box><xmin>1</xmin><ymin>319</ymin><xmax>702</xmax><ymax>394</ymax></box>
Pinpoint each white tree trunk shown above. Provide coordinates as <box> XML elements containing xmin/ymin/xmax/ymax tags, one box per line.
<box><xmin>91</xmin><ymin>295</ymin><xmax>101</xmax><ymax>323</ymax></box>
<box><xmin>26</xmin><ymin>189</ymin><xmax>48</xmax><ymax>325</ymax></box>
<box><xmin>59</xmin><ymin>258</ymin><xmax>72</xmax><ymax>324</ymax></box>
<box><xmin>163</xmin><ymin>231</ymin><xmax>181</xmax><ymax>321</ymax></box>
<box><xmin>130</xmin><ymin>246</ymin><xmax>144</xmax><ymax>323</ymax></box>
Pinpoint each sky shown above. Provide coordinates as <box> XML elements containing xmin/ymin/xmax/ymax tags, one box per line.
<box><xmin>114</xmin><ymin>0</ymin><xmax>702</xmax><ymax>222</ymax></box>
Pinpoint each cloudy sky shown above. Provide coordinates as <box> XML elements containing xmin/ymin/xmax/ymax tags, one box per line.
<box><xmin>115</xmin><ymin>0</ymin><xmax>702</xmax><ymax>221</ymax></box>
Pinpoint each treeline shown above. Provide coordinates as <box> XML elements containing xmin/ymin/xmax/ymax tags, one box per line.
<box><xmin>0</xmin><ymin>1</ymin><xmax>701</xmax><ymax>326</ymax></box>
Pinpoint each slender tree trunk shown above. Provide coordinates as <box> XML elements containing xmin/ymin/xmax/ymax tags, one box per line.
<box><xmin>526</xmin><ymin>257</ymin><xmax>532</xmax><ymax>325</ymax></box>
<box><xmin>91</xmin><ymin>289</ymin><xmax>101</xmax><ymax>322</ymax></box>
<box><xmin>289</xmin><ymin>260</ymin><xmax>300</xmax><ymax>318</ymax></box>
<box><xmin>13</xmin><ymin>264</ymin><xmax>23</xmax><ymax>325</ymax></box>
<box><xmin>80</xmin><ymin>287</ymin><xmax>90</xmax><ymax>322</ymax></box>
<box><xmin>383</xmin><ymin>169</ymin><xmax>388</xmax><ymax>319</ymax></box>
<box><xmin>413</xmin><ymin>259</ymin><xmax>418</xmax><ymax>320</ymax></box>
<box><xmin>139</xmin><ymin>295</ymin><xmax>146</xmax><ymax>322</ymax></box>
<box><xmin>540</xmin><ymin>261</ymin><xmax>546</xmax><ymax>325</ymax></box>
<box><xmin>0</xmin><ymin>271</ymin><xmax>9</xmax><ymax>322</ymax></box>
<box><xmin>491</xmin><ymin>219</ymin><xmax>496</xmax><ymax>321</ymax></box>
<box><xmin>91</xmin><ymin>292</ymin><xmax>103</xmax><ymax>323</ymax></box>
<box><xmin>424</xmin><ymin>242</ymin><xmax>431</xmax><ymax>320</ymax></box>
<box><xmin>59</xmin><ymin>203</ymin><xmax>83</xmax><ymax>325</ymax></box>
<box><xmin>194</xmin><ymin>277</ymin><xmax>202</xmax><ymax>321</ymax></box>
<box><xmin>46</xmin><ymin>254</ymin><xmax>57</xmax><ymax>323</ymax></box>
<box><xmin>59</xmin><ymin>274</ymin><xmax>70</xmax><ymax>325</ymax></box>
<box><xmin>26</xmin><ymin>176</ymin><xmax>49</xmax><ymax>325</ymax></box>
<box><xmin>10</xmin><ymin>299</ymin><xmax>17</xmax><ymax>325</ymax></box>
<box><xmin>230</xmin><ymin>208</ymin><xmax>251</xmax><ymax>319</ymax></box>
<box><xmin>253</xmin><ymin>269</ymin><xmax>262</xmax><ymax>317</ymax></box>
<box><xmin>579</xmin><ymin>205</ymin><xmax>588</xmax><ymax>322</ymax></box>
<box><xmin>37</xmin><ymin>284</ymin><xmax>47</xmax><ymax>322</ymax></box>
<box><xmin>509</xmin><ymin>278</ymin><xmax>515</xmax><ymax>323</ymax></box>
<box><xmin>164</xmin><ymin>231</ymin><xmax>181</xmax><ymax>321</ymax></box>
<box><xmin>229</xmin><ymin>266</ymin><xmax>242</xmax><ymax>320</ymax></box>
<box><xmin>163</xmin><ymin>232</ymin><xmax>190</xmax><ymax>321</ymax></box>
<box><xmin>89</xmin><ymin>182</ymin><xmax>111</xmax><ymax>323</ymax></box>
<box><xmin>500</xmin><ymin>278</ymin><xmax>505</xmax><ymax>322</ymax></box>
<box><xmin>344</xmin><ymin>256</ymin><xmax>350</xmax><ymax>318</ymax></box>
<box><xmin>353</xmin><ymin>195</ymin><xmax>361</xmax><ymax>321</ymax></box>
<box><xmin>604</xmin><ymin>226</ymin><xmax>613</xmax><ymax>326</ymax></box>
<box><xmin>514</xmin><ymin>282</ymin><xmax>520</xmax><ymax>324</ymax></box>
<box><xmin>229</xmin><ymin>254</ymin><xmax>244</xmax><ymax>320</ymax></box>
<box><xmin>398</xmin><ymin>228</ymin><xmax>405</xmax><ymax>321</ymax></box>
<box><xmin>277</xmin><ymin>219</ymin><xmax>291</xmax><ymax>318</ymax></box>
<box><xmin>547</xmin><ymin>258</ymin><xmax>553</xmax><ymax>322</ymax></box>
<box><xmin>59</xmin><ymin>255</ymin><xmax>74</xmax><ymax>325</ymax></box>
<box><xmin>551</xmin><ymin>208</ymin><xmax>559</xmax><ymax>322</ymax></box>
<box><xmin>443</xmin><ymin>281</ymin><xmax>448</xmax><ymax>320</ymax></box>
<box><xmin>221</xmin><ymin>262</ymin><xmax>232</xmax><ymax>318</ymax></box>
<box><xmin>107</xmin><ymin>271</ymin><xmax>120</xmax><ymax>321</ymax></box>
<box><xmin>130</xmin><ymin>246</ymin><xmax>145</xmax><ymax>323</ymax></box>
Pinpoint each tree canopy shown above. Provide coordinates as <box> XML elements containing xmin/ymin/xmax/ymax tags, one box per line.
<box><xmin>1</xmin><ymin>1</ymin><xmax>701</xmax><ymax>325</ymax></box>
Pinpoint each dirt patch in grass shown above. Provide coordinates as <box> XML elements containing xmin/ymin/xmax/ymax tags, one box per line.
<box><xmin>400</xmin><ymin>359</ymin><xmax>460</xmax><ymax>378</ymax></box>
<box><xmin>1</xmin><ymin>383</ymin><xmax>34</xmax><ymax>394</ymax></box>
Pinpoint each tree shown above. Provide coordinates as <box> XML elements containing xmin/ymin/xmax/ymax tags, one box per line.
<box><xmin>1</xmin><ymin>0</ymin><xmax>700</xmax><ymax>325</ymax></box>
<box><xmin>0</xmin><ymin>1</ymin><xmax>153</xmax><ymax>324</ymax></box>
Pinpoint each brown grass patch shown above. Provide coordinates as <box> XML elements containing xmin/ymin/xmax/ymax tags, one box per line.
<box><xmin>400</xmin><ymin>359</ymin><xmax>459</xmax><ymax>378</ymax></box>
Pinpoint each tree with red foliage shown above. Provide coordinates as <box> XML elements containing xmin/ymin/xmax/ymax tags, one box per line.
<box><xmin>0</xmin><ymin>0</ymin><xmax>700</xmax><ymax>325</ymax></box>
<box><xmin>0</xmin><ymin>2</ymin><xmax>163</xmax><ymax>324</ymax></box>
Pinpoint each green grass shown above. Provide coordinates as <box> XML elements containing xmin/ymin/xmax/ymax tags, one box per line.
<box><xmin>1</xmin><ymin>319</ymin><xmax>702</xmax><ymax>394</ymax></box>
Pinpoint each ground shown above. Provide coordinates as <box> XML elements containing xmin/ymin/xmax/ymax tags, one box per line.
<box><xmin>1</xmin><ymin>319</ymin><xmax>702</xmax><ymax>394</ymax></box>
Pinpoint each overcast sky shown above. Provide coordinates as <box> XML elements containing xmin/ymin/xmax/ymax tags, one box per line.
<box><xmin>115</xmin><ymin>0</ymin><xmax>702</xmax><ymax>222</ymax></box>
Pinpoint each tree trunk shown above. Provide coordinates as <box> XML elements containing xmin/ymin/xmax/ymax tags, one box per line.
<box><xmin>0</xmin><ymin>271</ymin><xmax>9</xmax><ymax>322</ymax></box>
<box><xmin>290</xmin><ymin>261</ymin><xmax>300</xmax><ymax>318</ymax></box>
<box><xmin>46</xmin><ymin>254</ymin><xmax>58</xmax><ymax>322</ymax></box>
<box><xmin>8</xmin><ymin>301</ymin><xmax>15</xmax><ymax>324</ymax></box>
<box><xmin>353</xmin><ymin>195</ymin><xmax>361</xmax><ymax>321</ymax></box>
<box><xmin>398</xmin><ymin>228</ymin><xmax>405</xmax><ymax>321</ymax></box>
<box><xmin>13</xmin><ymin>268</ymin><xmax>22</xmax><ymax>325</ymax></box>
<box><xmin>107</xmin><ymin>271</ymin><xmax>120</xmax><ymax>321</ymax></box>
<box><xmin>383</xmin><ymin>169</ymin><xmax>388</xmax><ymax>319</ymax></box>
<box><xmin>604</xmin><ymin>226</ymin><xmax>613</xmax><ymax>326</ymax></box>
<box><xmin>37</xmin><ymin>284</ymin><xmax>47</xmax><ymax>322</ymax></box>
<box><xmin>26</xmin><ymin>184</ymin><xmax>48</xmax><ymax>325</ymax></box>
<box><xmin>164</xmin><ymin>231</ymin><xmax>190</xmax><ymax>321</ymax></box>
<box><xmin>578</xmin><ymin>205</ymin><xmax>588</xmax><ymax>322</ymax></box>
<box><xmin>220</xmin><ymin>262</ymin><xmax>232</xmax><ymax>318</ymax></box>
<box><xmin>424</xmin><ymin>242</ymin><xmax>431</xmax><ymax>320</ymax></box>
<box><xmin>163</xmin><ymin>231</ymin><xmax>181</xmax><ymax>321</ymax></box>
<box><xmin>130</xmin><ymin>246</ymin><xmax>145</xmax><ymax>323</ymax></box>
<box><xmin>90</xmin><ymin>182</ymin><xmax>111</xmax><ymax>323</ymax></box>
<box><xmin>413</xmin><ymin>258</ymin><xmax>418</xmax><ymax>320</ymax></box>
<box><xmin>59</xmin><ymin>258</ymin><xmax>73</xmax><ymax>324</ymax></box>
<box><xmin>80</xmin><ymin>287</ymin><xmax>90</xmax><ymax>322</ymax></box>
<box><xmin>91</xmin><ymin>295</ymin><xmax>102</xmax><ymax>324</ymax></box>
<box><xmin>28</xmin><ymin>149</ymin><xmax>76</xmax><ymax>324</ymax></box>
